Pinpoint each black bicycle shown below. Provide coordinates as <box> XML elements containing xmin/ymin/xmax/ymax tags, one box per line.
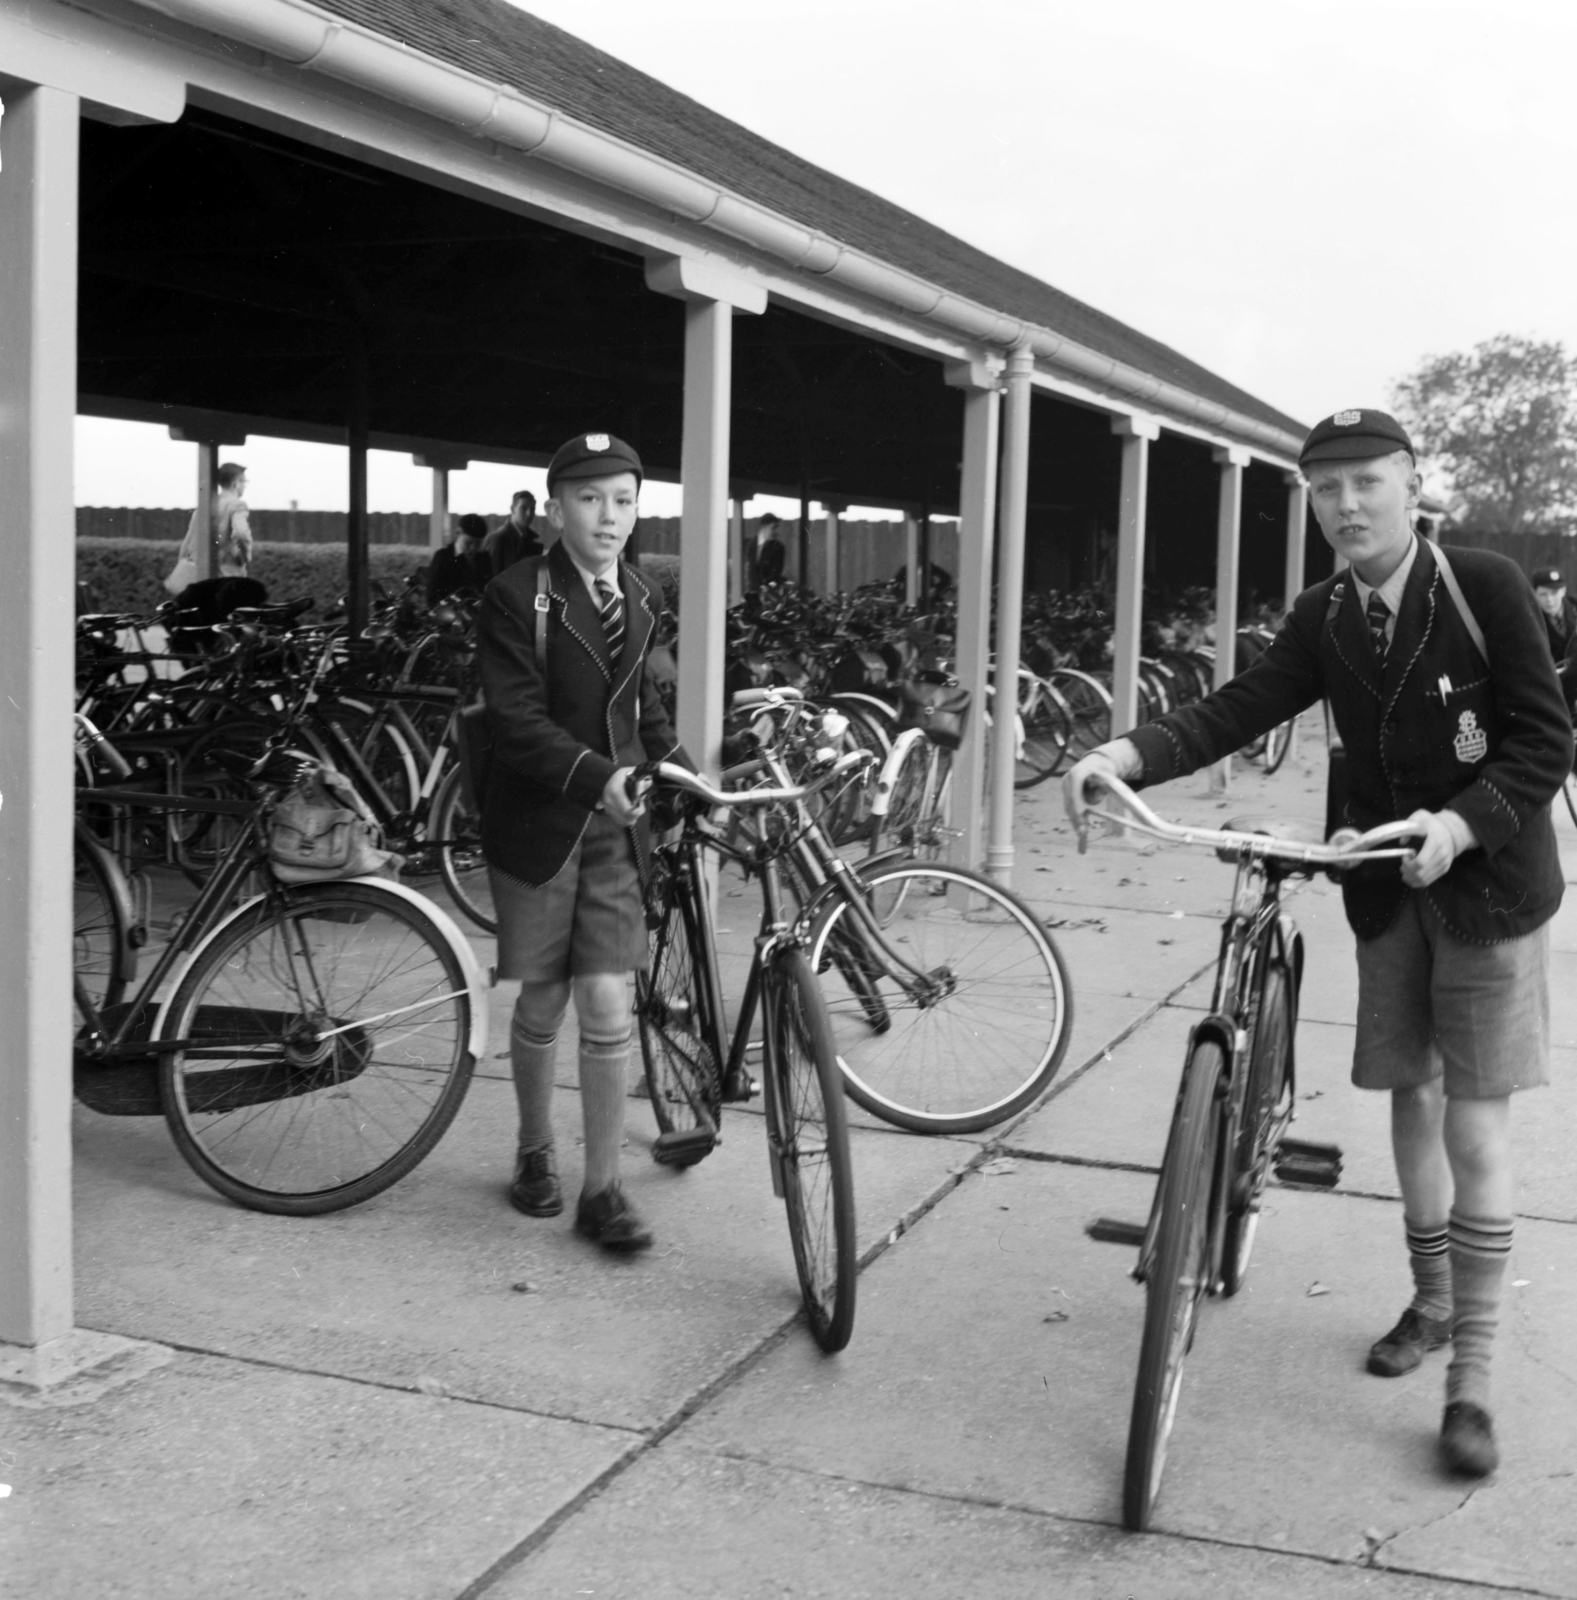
<box><xmin>1079</xmin><ymin>774</ymin><xmax>1418</xmax><ymax>1531</ymax></box>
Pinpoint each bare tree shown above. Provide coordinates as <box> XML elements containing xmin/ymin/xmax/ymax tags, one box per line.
<box><xmin>1391</xmin><ymin>335</ymin><xmax>1577</xmax><ymax>533</ymax></box>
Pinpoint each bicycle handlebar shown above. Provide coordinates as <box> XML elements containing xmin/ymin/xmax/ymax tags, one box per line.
<box><xmin>631</xmin><ymin>749</ymin><xmax>874</xmax><ymax>810</ymax></box>
<box><xmin>1081</xmin><ymin>772</ymin><xmax>1424</xmax><ymax>865</ymax></box>
<box><xmin>74</xmin><ymin>712</ymin><xmax>133</xmax><ymax>780</ymax></box>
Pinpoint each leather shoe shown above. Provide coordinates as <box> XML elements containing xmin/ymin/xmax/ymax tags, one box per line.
<box><xmin>574</xmin><ymin>1186</ymin><xmax>653</xmax><ymax>1253</ymax></box>
<box><xmin>509</xmin><ymin>1148</ymin><xmax>563</xmax><ymax>1217</ymax></box>
<box><xmin>1441</xmin><ymin>1400</ymin><xmax>1499</xmax><ymax>1477</ymax></box>
<box><xmin>1366</xmin><ymin>1307</ymin><xmax>1451</xmax><ymax>1377</ymax></box>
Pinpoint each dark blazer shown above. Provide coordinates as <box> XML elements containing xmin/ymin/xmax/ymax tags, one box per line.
<box><xmin>1127</xmin><ymin>539</ymin><xmax>1571</xmax><ymax>944</ymax></box>
<box><xmin>476</xmin><ymin>541</ymin><xmax>686</xmax><ymax>887</ymax></box>
<box><xmin>482</xmin><ymin>520</ymin><xmax>544</xmax><ymax>577</ymax></box>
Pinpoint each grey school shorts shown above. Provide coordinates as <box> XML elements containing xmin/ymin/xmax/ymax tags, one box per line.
<box><xmin>1352</xmin><ymin>892</ymin><xmax>1550</xmax><ymax>1099</ymax></box>
<box><xmin>489</xmin><ymin>811</ymin><xmax>647</xmax><ymax>982</ymax></box>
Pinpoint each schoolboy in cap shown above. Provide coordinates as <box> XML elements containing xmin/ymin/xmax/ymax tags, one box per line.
<box><xmin>476</xmin><ymin>431</ymin><xmax>689</xmax><ymax>1253</ymax></box>
<box><xmin>1529</xmin><ymin>566</ymin><xmax>1577</xmax><ymax>714</ymax></box>
<box><xmin>1066</xmin><ymin>407</ymin><xmax>1571</xmax><ymax>1478</ymax></box>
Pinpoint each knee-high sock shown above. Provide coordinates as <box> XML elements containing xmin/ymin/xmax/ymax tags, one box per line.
<box><xmin>510</xmin><ymin>1015</ymin><xmax>558</xmax><ymax>1156</ymax></box>
<box><xmin>579</xmin><ymin>1030</ymin><xmax>631</xmax><ymax>1196</ymax></box>
<box><xmin>1404</xmin><ymin>1217</ymin><xmax>1452</xmax><ymax>1321</ymax></box>
<box><xmin>1446</xmin><ymin>1212</ymin><xmax>1513</xmax><ymax>1408</ymax></box>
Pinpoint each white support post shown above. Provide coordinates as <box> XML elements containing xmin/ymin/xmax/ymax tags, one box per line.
<box><xmin>0</xmin><ymin>83</ymin><xmax>80</xmax><ymax>1355</ymax></box>
<box><xmin>1110</xmin><ymin>414</ymin><xmax>1160</xmax><ymax>737</ymax></box>
<box><xmin>646</xmin><ymin>255</ymin><xmax>767</xmax><ymax>778</ymax></box>
<box><xmin>1210</xmin><ymin>446</ymin><xmax>1250</xmax><ymax>791</ymax></box>
<box><xmin>903</xmin><ymin>515</ymin><xmax>919</xmax><ymax>603</ymax></box>
<box><xmin>727</xmin><ymin>495</ymin><xmax>744</xmax><ymax>606</ymax></box>
<box><xmin>944</xmin><ymin>356</ymin><xmax>1004</xmax><ymax>874</ymax></box>
<box><xmin>1281</xmin><ymin>470</ymin><xmax>1307</xmax><ymax>759</ymax></box>
<box><xmin>429</xmin><ymin>468</ymin><xmax>449</xmax><ymax>551</ymax></box>
<box><xmin>194</xmin><ymin>443</ymin><xmax>218</xmax><ymax>579</ymax></box>
<box><xmin>986</xmin><ymin>348</ymin><xmax>1035</xmax><ymax>887</ymax></box>
<box><xmin>823</xmin><ymin>505</ymin><xmax>841</xmax><ymax>595</ymax></box>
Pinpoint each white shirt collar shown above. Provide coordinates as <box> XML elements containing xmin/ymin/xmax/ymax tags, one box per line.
<box><xmin>566</xmin><ymin>554</ymin><xmax>618</xmax><ymax>602</ymax></box>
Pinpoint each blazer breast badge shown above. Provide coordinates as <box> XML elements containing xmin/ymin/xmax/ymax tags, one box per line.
<box><xmin>1453</xmin><ymin>710</ymin><xmax>1488</xmax><ymax>765</ymax></box>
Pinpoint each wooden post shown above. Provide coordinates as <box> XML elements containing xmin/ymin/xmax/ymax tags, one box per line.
<box><xmin>1210</xmin><ymin>445</ymin><xmax>1250</xmax><ymax>791</ymax></box>
<box><xmin>903</xmin><ymin>515</ymin><xmax>919</xmax><ymax>604</ymax></box>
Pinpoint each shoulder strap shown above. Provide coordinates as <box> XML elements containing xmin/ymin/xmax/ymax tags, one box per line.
<box><xmin>1429</xmin><ymin>544</ymin><xmax>1489</xmax><ymax>668</ymax></box>
<box><xmin>534</xmin><ymin>560</ymin><xmax>550</xmax><ymax>671</ymax></box>
<box><xmin>1324</xmin><ymin>576</ymin><xmax>1346</xmax><ymax>629</ymax></box>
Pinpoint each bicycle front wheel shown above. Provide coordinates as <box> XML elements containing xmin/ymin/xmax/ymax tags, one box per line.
<box><xmin>158</xmin><ymin>881</ymin><xmax>474</xmax><ymax>1214</ymax></box>
<box><xmin>431</xmin><ymin>763</ymin><xmax>495</xmax><ymax>935</ymax></box>
<box><xmin>1124</xmin><ymin>1039</ymin><xmax>1225</xmax><ymax>1532</ymax></box>
<box><xmin>809</xmin><ymin>863</ymin><xmax>1072</xmax><ymax>1134</ymax></box>
<box><xmin>764</xmin><ymin>947</ymin><xmax>856</xmax><ymax>1352</ymax></box>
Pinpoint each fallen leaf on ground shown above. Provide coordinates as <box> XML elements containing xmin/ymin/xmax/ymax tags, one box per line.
<box><xmin>1306</xmin><ymin>1283</ymin><xmax>1331</xmax><ymax>1298</ymax></box>
<box><xmin>980</xmin><ymin>1157</ymin><xmax>1018</xmax><ymax>1176</ymax></box>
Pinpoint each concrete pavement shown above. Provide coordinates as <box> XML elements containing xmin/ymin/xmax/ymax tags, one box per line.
<box><xmin>4</xmin><ymin>712</ymin><xmax>1574</xmax><ymax>1598</ymax></box>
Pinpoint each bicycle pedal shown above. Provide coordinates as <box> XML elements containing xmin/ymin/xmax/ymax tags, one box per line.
<box><xmin>1086</xmin><ymin>1216</ymin><xmax>1146</xmax><ymax>1247</ymax></box>
<box><xmin>1274</xmin><ymin>1138</ymin><xmax>1343</xmax><ymax>1188</ymax></box>
<box><xmin>651</xmin><ymin>1129</ymin><xmax>718</xmax><ymax>1168</ymax></box>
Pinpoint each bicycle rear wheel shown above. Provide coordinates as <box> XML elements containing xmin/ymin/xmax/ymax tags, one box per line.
<box><xmin>75</xmin><ymin>823</ymin><xmax>135</xmax><ymax>1012</ymax></box>
<box><xmin>1048</xmin><ymin>669</ymin><xmax>1112</xmax><ymax>756</ymax></box>
<box><xmin>1261</xmin><ymin>718</ymin><xmax>1294</xmax><ymax>775</ymax></box>
<box><xmin>431</xmin><ymin>762</ymin><xmax>495</xmax><ymax>934</ymax></box>
<box><xmin>635</xmin><ymin>856</ymin><xmax>722</xmax><ymax>1166</ymax></box>
<box><xmin>764</xmin><ymin>947</ymin><xmax>856</xmax><ymax>1352</ymax></box>
<box><xmin>1015</xmin><ymin>679</ymin><xmax>1071</xmax><ymax>788</ymax></box>
<box><xmin>158</xmin><ymin>881</ymin><xmax>474</xmax><ymax>1214</ymax></box>
<box><xmin>1221</xmin><ymin>963</ymin><xmax>1294</xmax><ymax>1296</ymax></box>
<box><xmin>808</xmin><ymin>862</ymin><xmax>1072</xmax><ymax>1134</ymax></box>
<box><xmin>1125</xmin><ymin>1039</ymin><xmax>1225</xmax><ymax>1532</ymax></box>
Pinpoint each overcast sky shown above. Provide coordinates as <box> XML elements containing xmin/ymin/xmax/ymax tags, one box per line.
<box><xmin>78</xmin><ymin>0</ymin><xmax>1576</xmax><ymax>515</ymax></box>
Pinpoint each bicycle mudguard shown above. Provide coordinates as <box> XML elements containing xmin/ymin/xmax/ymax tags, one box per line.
<box><xmin>150</xmin><ymin>878</ymin><xmax>490</xmax><ymax>1063</ymax></box>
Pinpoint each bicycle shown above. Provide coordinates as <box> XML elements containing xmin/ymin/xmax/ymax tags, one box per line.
<box><xmin>72</xmin><ymin>716</ymin><xmax>488</xmax><ymax>1216</ymax></box>
<box><xmin>1077</xmin><ymin>773</ymin><xmax>1420</xmax><ymax>1531</ymax></box>
<box><xmin>717</xmin><ymin>688</ymin><xmax>1075</xmax><ymax>1136</ymax></box>
<box><xmin>632</xmin><ymin>749</ymin><xmax>865</xmax><ymax>1351</ymax></box>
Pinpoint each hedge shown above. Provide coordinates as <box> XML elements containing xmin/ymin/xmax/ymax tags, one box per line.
<box><xmin>77</xmin><ymin>538</ymin><xmax>432</xmax><ymax>617</ymax></box>
<box><xmin>78</xmin><ymin>537</ymin><xmax>681</xmax><ymax>620</ymax></box>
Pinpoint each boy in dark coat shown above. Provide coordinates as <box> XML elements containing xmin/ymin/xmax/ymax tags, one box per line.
<box><xmin>476</xmin><ymin>433</ymin><xmax>686</xmax><ymax>1252</ymax></box>
<box><xmin>1065</xmin><ymin>409</ymin><xmax>1570</xmax><ymax>1479</ymax></box>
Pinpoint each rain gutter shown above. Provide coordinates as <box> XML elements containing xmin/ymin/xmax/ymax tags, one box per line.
<box><xmin>133</xmin><ymin>0</ymin><xmax>1302</xmax><ymax>460</ymax></box>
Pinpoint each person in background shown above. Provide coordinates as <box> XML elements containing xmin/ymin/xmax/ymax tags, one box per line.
<box><xmin>426</xmin><ymin>512</ymin><xmax>491</xmax><ymax>606</ymax></box>
<box><xmin>165</xmin><ymin>463</ymin><xmax>263</xmax><ymax>640</ymax></box>
<box><xmin>1530</xmin><ymin>566</ymin><xmax>1577</xmax><ymax>715</ymax></box>
<box><xmin>483</xmin><ymin>490</ymin><xmax>543</xmax><ymax>576</ymax></box>
<box><xmin>176</xmin><ymin>462</ymin><xmax>253</xmax><ymax>580</ymax></box>
<box><xmin>754</xmin><ymin>512</ymin><xmax>787</xmax><ymax>585</ymax></box>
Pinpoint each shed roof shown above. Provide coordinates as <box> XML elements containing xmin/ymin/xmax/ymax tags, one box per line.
<box><xmin>309</xmin><ymin>0</ymin><xmax>1304</xmax><ymax>442</ymax></box>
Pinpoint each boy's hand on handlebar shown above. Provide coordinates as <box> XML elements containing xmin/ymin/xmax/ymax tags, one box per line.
<box><xmin>1399</xmin><ymin>807</ymin><xmax>1476</xmax><ymax>888</ymax></box>
<box><xmin>601</xmin><ymin>766</ymin><xmax>647</xmax><ymax>826</ymax></box>
<box><xmin>1062</xmin><ymin>739</ymin><xmax>1143</xmax><ymax>852</ymax></box>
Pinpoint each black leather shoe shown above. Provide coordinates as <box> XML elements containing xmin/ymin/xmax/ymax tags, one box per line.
<box><xmin>509</xmin><ymin>1148</ymin><xmax>563</xmax><ymax>1217</ymax></box>
<box><xmin>1441</xmin><ymin>1400</ymin><xmax>1499</xmax><ymax>1477</ymax></box>
<box><xmin>574</xmin><ymin>1186</ymin><xmax>653</xmax><ymax>1253</ymax></box>
<box><xmin>1367</xmin><ymin>1307</ymin><xmax>1452</xmax><ymax>1377</ymax></box>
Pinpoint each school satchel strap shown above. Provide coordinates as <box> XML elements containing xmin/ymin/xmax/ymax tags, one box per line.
<box><xmin>535</xmin><ymin>559</ymin><xmax>550</xmax><ymax>669</ymax></box>
<box><xmin>1429</xmin><ymin>544</ymin><xmax>1489</xmax><ymax>669</ymax></box>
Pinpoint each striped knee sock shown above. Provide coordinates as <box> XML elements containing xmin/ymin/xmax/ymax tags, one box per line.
<box><xmin>1446</xmin><ymin>1212</ymin><xmax>1513</xmax><ymax>1409</ymax></box>
<box><xmin>510</xmin><ymin>1017</ymin><xmax>558</xmax><ymax>1156</ymax></box>
<box><xmin>579</xmin><ymin>1031</ymin><xmax>632</xmax><ymax>1196</ymax></box>
<box><xmin>1405</xmin><ymin>1218</ymin><xmax>1452</xmax><ymax>1321</ymax></box>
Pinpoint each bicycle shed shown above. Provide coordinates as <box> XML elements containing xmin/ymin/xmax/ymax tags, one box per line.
<box><xmin>2</xmin><ymin>0</ymin><xmax>1307</xmax><ymax>1381</ymax></box>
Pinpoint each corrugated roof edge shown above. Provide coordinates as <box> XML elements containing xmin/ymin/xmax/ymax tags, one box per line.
<box><xmin>133</xmin><ymin>0</ymin><xmax>1306</xmax><ymax>457</ymax></box>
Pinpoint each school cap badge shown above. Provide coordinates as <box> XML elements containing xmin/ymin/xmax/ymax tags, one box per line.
<box><xmin>545</xmin><ymin>431</ymin><xmax>644</xmax><ymax>492</ymax></box>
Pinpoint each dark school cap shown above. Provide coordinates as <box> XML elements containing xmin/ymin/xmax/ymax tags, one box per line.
<box><xmin>1531</xmin><ymin>566</ymin><xmax>1566</xmax><ymax>589</ymax></box>
<box><xmin>1299</xmin><ymin>408</ymin><xmax>1415</xmax><ymax>468</ymax></box>
<box><xmin>545</xmin><ymin>432</ymin><xmax>643</xmax><ymax>493</ymax></box>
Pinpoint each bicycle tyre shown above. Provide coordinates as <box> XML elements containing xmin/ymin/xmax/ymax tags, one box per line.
<box><xmin>1261</xmin><ymin>718</ymin><xmax>1294</xmax><ymax>775</ymax></box>
<box><xmin>869</xmin><ymin>732</ymin><xmax>933</xmax><ymax>861</ymax></box>
<box><xmin>1048</xmin><ymin>669</ymin><xmax>1112</xmax><ymax>756</ymax></box>
<box><xmin>808</xmin><ymin>862</ymin><xmax>1073</xmax><ymax>1134</ymax></box>
<box><xmin>74</xmin><ymin>822</ymin><xmax>135</xmax><ymax>1012</ymax></box>
<box><xmin>1015</xmin><ymin>679</ymin><xmax>1072</xmax><ymax>788</ymax></box>
<box><xmin>635</xmin><ymin>858</ymin><xmax>722</xmax><ymax>1161</ymax></box>
<box><xmin>1124</xmin><ymin>1038</ymin><xmax>1225</xmax><ymax>1532</ymax></box>
<box><xmin>1221</xmin><ymin>963</ymin><xmax>1294</xmax><ymax>1296</ymax></box>
<box><xmin>158</xmin><ymin>881</ymin><xmax>474</xmax><ymax>1215</ymax></box>
<box><xmin>431</xmin><ymin>762</ymin><xmax>495</xmax><ymax>934</ymax></box>
<box><xmin>764</xmin><ymin>946</ymin><xmax>857</xmax><ymax>1351</ymax></box>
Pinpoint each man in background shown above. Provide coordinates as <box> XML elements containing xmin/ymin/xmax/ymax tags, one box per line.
<box><xmin>484</xmin><ymin>490</ymin><xmax>544</xmax><ymax>575</ymax></box>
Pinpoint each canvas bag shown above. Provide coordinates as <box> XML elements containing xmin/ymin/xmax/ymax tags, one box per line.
<box><xmin>164</xmin><ymin>554</ymin><xmax>198</xmax><ymax>596</ymax></box>
<box><xmin>267</xmin><ymin>763</ymin><xmax>398</xmax><ymax>883</ymax></box>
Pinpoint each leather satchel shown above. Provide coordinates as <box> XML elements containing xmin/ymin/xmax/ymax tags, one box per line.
<box><xmin>267</xmin><ymin>765</ymin><xmax>396</xmax><ymax>883</ymax></box>
<box><xmin>896</xmin><ymin>673</ymin><xmax>971</xmax><ymax>750</ymax></box>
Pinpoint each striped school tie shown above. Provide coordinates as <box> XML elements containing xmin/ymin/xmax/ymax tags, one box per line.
<box><xmin>595</xmin><ymin>576</ymin><xmax>625</xmax><ymax>661</ymax></box>
<box><xmin>1366</xmin><ymin>590</ymin><xmax>1390</xmax><ymax>661</ymax></box>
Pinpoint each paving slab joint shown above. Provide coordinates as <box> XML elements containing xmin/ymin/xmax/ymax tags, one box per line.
<box><xmin>0</xmin><ymin>1328</ymin><xmax>174</xmax><ymax>1409</ymax></box>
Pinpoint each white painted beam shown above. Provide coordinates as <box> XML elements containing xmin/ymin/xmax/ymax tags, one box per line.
<box><xmin>0</xmin><ymin>83</ymin><xmax>80</xmax><ymax>1351</ymax></box>
<box><xmin>1110</xmin><ymin>413</ymin><xmax>1160</xmax><ymax>738</ymax></box>
<box><xmin>903</xmin><ymin>516</ymin><xmax>919</xmax><ymax>605</ymax></box>
<box><xmin>1209</xmin><ymin>445</ymin><xmax>1250</xmax><ymax>791</ymax></box>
